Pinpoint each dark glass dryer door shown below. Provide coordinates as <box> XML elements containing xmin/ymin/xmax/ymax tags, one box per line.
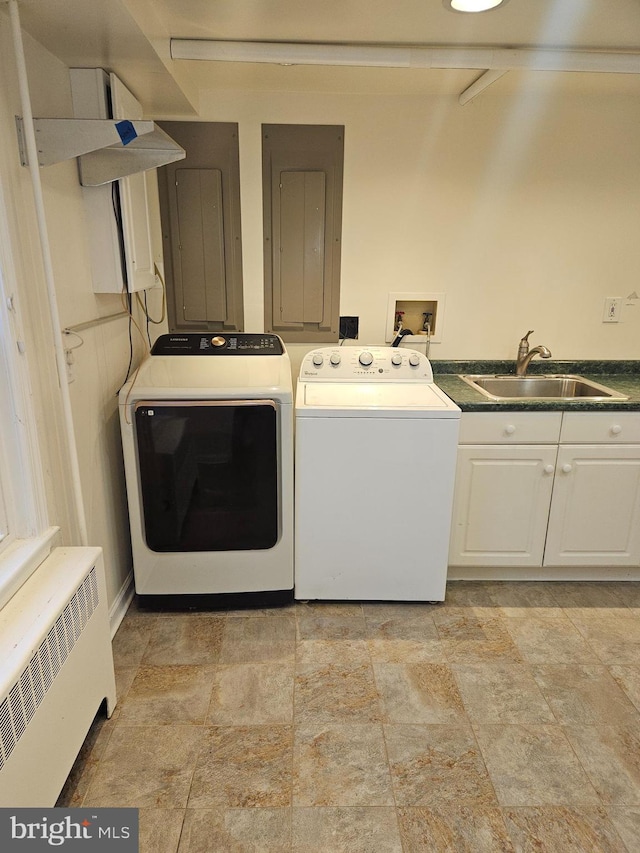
<box><xmin>134</xmin><ymin>400</ymin><xmax>279</xmax><ymax>552</ymax></box>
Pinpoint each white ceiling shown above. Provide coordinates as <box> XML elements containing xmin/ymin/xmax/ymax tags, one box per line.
<box><xmin>13</xmin><ymin>0</ymin><xmax>640</xmax><ymax>114</ymax></box>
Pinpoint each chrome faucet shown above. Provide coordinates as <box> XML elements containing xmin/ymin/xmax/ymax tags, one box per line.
<box><xmin>516</xmin><ymin>330</ymin><xmax>552</xmax><ymax>376</ymax></box>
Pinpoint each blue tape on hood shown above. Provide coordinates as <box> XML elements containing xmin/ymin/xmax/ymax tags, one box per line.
<box><xmin>115</xmin><ymin>120</ymin><xmax>137</xmax><ymax>146</ymax></box>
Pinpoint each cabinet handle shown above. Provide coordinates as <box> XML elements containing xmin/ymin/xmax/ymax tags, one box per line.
<box><xmin>504</xmin><ymin>424</ymin><xmax>516</xmax><ymax>435</ymax></box>
<box><xmin>562</xmin><ymin>463</ymin><xmax>573</xmax><ymax>474</ymax></box>
<box><xmin>610</xmin><ymin>425</ymin><xmax>622</xmax><ymax>435</ymax></box>
<box><xmin>544</xmin><ymin>464</ymin><xmax>555</xmax><ymax>474</ymax></box>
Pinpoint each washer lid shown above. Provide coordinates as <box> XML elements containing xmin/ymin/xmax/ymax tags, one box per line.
<box><xmin>297</xmin><ymin>381</ymin><xmax>460</xmax><ymax>417</ymax></box>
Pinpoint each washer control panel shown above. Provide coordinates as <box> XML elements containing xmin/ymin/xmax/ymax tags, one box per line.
<box><xmin>300</xmin><ymin>347</ymin><xmax>433</xmax><ymax>382</ymax></box>
<box><xmin>151</xmin><ymin>333</ymin><xmax>284</xmax><ymax>355</ymax></box>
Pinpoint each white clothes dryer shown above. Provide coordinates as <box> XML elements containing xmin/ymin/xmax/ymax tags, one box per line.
<box><xmin>119</xmin><ymin>333</ymin><xmax>293</xmax><ymax>608</ymax></box>
<box><xmin>295</xmin><ymin>346</ymin><xmax>460</xmax><ymax>602</ymax></box>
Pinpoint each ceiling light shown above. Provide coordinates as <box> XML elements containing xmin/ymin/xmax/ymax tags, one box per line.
<box><xmin>443</xmin><ymin>0</ymin><xmax>508</xmax><ymax>12</ymax></box>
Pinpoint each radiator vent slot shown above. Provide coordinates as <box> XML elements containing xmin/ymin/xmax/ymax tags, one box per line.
<box><xmin>0</xmin><ymin>566</ymin><xmax>98</xmax><ymax>772</ymax></box>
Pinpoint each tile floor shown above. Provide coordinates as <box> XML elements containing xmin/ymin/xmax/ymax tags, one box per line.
<box><xmin>58</xmin><ymin>581</ymin><xmax>640</xmax><ymax>852</ymax></box>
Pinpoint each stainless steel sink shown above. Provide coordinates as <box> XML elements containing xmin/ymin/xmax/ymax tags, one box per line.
<box><xmin>459</xmin><ymin>374</ymin><xmax>629</xmax><ymax>402</ymax></box>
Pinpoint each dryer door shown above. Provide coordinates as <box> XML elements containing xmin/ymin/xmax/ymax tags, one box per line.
<box><xmin>134</xmin><ymin>400</ymin><xmax>279</xmax><ymax>552</ymax></box>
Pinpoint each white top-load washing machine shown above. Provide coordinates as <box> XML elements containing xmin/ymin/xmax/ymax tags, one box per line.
<box><xmin>119</xmin><ymin>333</ymin><xmax>293</xmax><ymax>607</ymax></box>
<box><xmin>295</xmin><ymin>346</ymin><xmax>460</xmax><ymax>601</ymax></box>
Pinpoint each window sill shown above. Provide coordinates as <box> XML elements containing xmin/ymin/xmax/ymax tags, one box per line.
<box><xmin>0</xmin><ymin>527</ymin><xmax>60</xmax><ymax>611</ymax></box>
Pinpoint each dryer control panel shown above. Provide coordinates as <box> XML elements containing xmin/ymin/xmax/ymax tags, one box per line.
<box><xmin>151</xmin><ymin>333</ymin><xmax>284</xmax><ymax>355</ymax></box>
<box><xmin>300</xmin><ymin>347</ymin><xmax>433</xmax><ymax>382</ymax></box>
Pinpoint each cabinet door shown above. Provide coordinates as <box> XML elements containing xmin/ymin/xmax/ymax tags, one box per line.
<box><xmin>449</xmin><ymin>445</ymin><xmax>557</xmax><ymax>567</ymax></box>
<box><xmin>544</xmin><ymin>445</ymin><xmax>640</xmax><ymax>567</ymax></box>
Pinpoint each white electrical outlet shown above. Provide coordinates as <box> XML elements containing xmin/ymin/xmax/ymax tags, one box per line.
<box><xmin>603</xmin><ymin>297</ymin><xmax>623</xmax><ymax>323</ymax></box>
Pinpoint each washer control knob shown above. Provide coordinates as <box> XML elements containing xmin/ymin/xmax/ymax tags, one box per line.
<box><xmin>312</xmin><ymin>353</ymin><xmax>324</xmax><ymax>367</ymax></box>
<box><xmin>211</xmin><ymin>336</ymin><xmax>226</xmax><ymax>347</ymax></box>
<box><xmin>408</xmin><ymin>353</ymin><xmax>421</xmax><ymax>367</ymax></box>
<box><xmin>330</xmin><ymin>353</ymin><xmax>341</xmax><ymax>366</ymax></box>
<box><xmin>391</xmin><ymin>353</ymin><xmax>403</xmax><ymax>366</ymax></box>
<box><xmin>359</xmin><ymin>351</ymin><xmax>374</xmax><ymax>366</ymax></box>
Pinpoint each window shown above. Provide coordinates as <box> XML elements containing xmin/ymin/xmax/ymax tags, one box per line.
<box><xmin>262</xmin><ymin>124</ymin><xmax>344</xmax><ymax>343</ymax></box>
<box><xmin>0</xmin><ymin>190</ymin><xmax>54</xmax><ymax>610</ymax></box>
<box><xmin>0</xmin><ymin>447</ymin><xmax>7</xmax><ymax>545</ymax></box>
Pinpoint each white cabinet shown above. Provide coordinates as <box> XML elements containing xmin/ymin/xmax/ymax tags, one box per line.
<box><xmin>451</xmin><ymin>445</ymin><xmax>557</xmax><ymax>567</ymax></box>
<box><xmin>450</xmin><ymin>413</ymin><xmax>561</xmax><ymax>567</ymax></box>
<box><xmin>544</xmin><ymin>413</ymin><xmax>640</xmax><ymax>566</ymax></box>
<box><xmin>70</xmin><ymin>68</ymin><xmax>161</xmax><ymax>293</ymax></box>
<box><xmin>450</xmin><ymin>410</ymin><xmax>640</xmax><ymax>569</ymax></box>
<box><xmin>109</xmin><ymin>74</ymin><xmax>158</xmax><ymax>292</ymax></box>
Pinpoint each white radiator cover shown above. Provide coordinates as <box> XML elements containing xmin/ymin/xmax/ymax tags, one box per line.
<box><xmin>0</xmin><ymin>547</ymin><xmax>117</xmax><ymax>806</ymax></box>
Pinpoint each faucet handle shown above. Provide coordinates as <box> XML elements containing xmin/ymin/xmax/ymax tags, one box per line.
<box><xmin>517</xmin><ymin>330</ymin><xmax>534</xmax><ymax>359</ymax></box>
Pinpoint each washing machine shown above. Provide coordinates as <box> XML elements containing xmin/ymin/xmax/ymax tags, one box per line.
<box><xmin>295</xmin><ymin>346</ymin><xmax>460</xmax><ymax>601</ymax></box>
<box><xmin>119</xmin><ymin>333</ymin><xmax>293</xmax><ymax>607</ymax></box>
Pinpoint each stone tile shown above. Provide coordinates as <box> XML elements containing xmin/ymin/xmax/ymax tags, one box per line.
<box><xmin>488</xmin><ymin>582</ymin><xmax>564</xmax><ymax>619</ymax></box>
<box><xmin>374</xmin><ymin>663</ymin><xmax>467</xmax><ymax>724</ymax></box>
<box><xmin>609</xmin><ymin>665</ymin><xmax>640</xmax><ymax>712</ymax></box>
<box><xmin>531</xmin><ymin>665</ymin><xmax>640</xmax><ymax>726</ymax></box>
<box><xmin>178</xmin><ymin>808</ymin><xmax>291</xmax><ymax>852</ymax></box>
<box><xmin>502</xmin><ymin>806</ymin><xmax>627</xmax><ymax>853</ymax></box>
<box><xmin>293</xmin><ymin>722</ymin><xmax>393</xmax><ymax>807</ymax></box>
<box><xmin>297</xmin><ymin>608</ymin><xmax>367</xmax><ymax>641</ymax></box>
<box><xmin>453</xmin><ymin>663</ymin><xmax>555</xmax><ymax>725</ymax></box>
<box><xmin>188</xmin><ymin>726</ymin><xmax>293</xmax><ymax>808</ymax></box>
<box><xmin>118</xmin><ymin>665</ymin><xmax>215</xmax><ymax>725</ymax></box>
<box><xmin>207</xmin><ymin>662</ymin><xmax>294</xmax><ymax>725</ymax></box>
<box><xmin>384</xmin><ymin>724</ymin><xmax>496</xmax><ymax>808</ymax></box>
<box><xmin>83</xmin><ymin>724</ymin><xmax>203</xmax><ymax>808</ymax></box>
<box><xmin>608</xmin><ymin>806</ymin><xmax>640</xmax><ymax>852</ymax></box>
<box><xmin>296</xmin><ymin>639</ymin><xmax>370</xmax><ymax>666</ymax></box>
<box><xmin>367</xmin><ymin>638</ymin><xmax>447</xmax><ymax>663</ymax></box>
<box><xmin>564</xmin><ymin>611</ymin><xmax>640</xmax><ymax>664</ymax></box>
<box><xmin>113</xmin><ymin>666</ymin><xmax>139</xmax><ymax>712</ymax></box>
<box><xmin>292</xmin><ymin>807</ymin><xmax>402</xmax><ymax>852</ymax></box>
<box><xmin>223</xmin><ymin>604</ymin><xmax>296</xmax><ymax>618</ymax></box>
<box><xmin>296</xmin><ymin>601</ymin><xmax>364</xmax><ymax>617</ymax></box>
<box><xmin>363</xmin><ymin>603</ymin><xmax>440</xmax><ymax>641</ymax></box>
<box><xmin>56</xmin><ymin>709</ymin><xmax>117</xmax><ymax>807</ymax></box>
<box><xmin>397</xmin><ymin>805</ymin><xmax>514</xmax><ymax>853</ymax></box>
<box><xmin>441</xmin><ymin>581</ymin><xmax>501</xmax><ymax>613</ymax></box>
<box><xmin>139</xmin><ymin>809</ymin><xmax>185</xmax><ymax>853</ymax></box>
<box><xmin>60</xmin><ymin>584</ymin><xmax>640</xmax><ymax>839</ymax></box>
<box><xmin>564</xmin><ymin>724</ymin><xmax>640</xmax><ymax>805</ymax></box>
<box><xmin>503</xmin><ymin>615</ymin><xmax>600</xmax><ymax>664</ymax></box>
<box><xmin>474</xmin><ymin>725</ymin><xmax>600</xmax><ymax>807</ymax></box>
<box><xmin>614</xmin><ymin>582</ymin><xmax>640</xmax><ymax>611</ymax></box>
<box><xmin>433</xmin><ymin>612</ymin><xmax>523</xmax><ymax>664</ymax></box>
<box><xmin>112</xmin><ymin>612</ymin><xmax>158</xmax><ymax>667</ymax></box>
<box><xmin>363</xmin><ymin>602</ymin><xmax>439</xmax><ymax>619</ymax></box>
<box><xmin>220</xmin><ymin>615</ymin><xmax>296</xmax><ymax>663</ymax></box>
<box><xmin>550</xmin><ymin>582</ymin><xmax>629</xmax><ymax>611</ymax></box>
<box><xmin>143</xmin><ymin>615</ymin><xmax>225</xmax><ymax>666</ymax></box>
<box><xmin>295</xmin><ymin>661</ymin><xmax>382</xmax><ymax>724</ymax></box>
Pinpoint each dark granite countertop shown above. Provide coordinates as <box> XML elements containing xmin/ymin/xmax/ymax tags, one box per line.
<box><xmin>431</xmin><ymin>360</ymin><xmax>640</xmax><ymax>412</ymax></box>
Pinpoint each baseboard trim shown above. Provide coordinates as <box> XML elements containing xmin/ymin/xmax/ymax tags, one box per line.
<box><xmin>448</xmin><ymin>566</ymin><xmax>640</xmax><ymax>582</ymax></box>
<box><xmin>109</xmin><ymin>570</ymin><xmax>135</xmax><ymax>638</ymax></box>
